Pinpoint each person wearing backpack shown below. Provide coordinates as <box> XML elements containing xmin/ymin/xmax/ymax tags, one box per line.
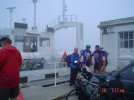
<box><xmin>82</xmin><ymin>45</ymin><xmax>92</xmax><ymax>67</ymax></box>
<box><xmin>65</xmin><ymin>54</ymin><xmax>71</xmax><ymax>67</ymax></box>
<box><xmin>70</xmin><ymin>48</ymin><xmax>79</xmax><ymax>86</ymax></box>
<box><xmin>92</xmin><ymin>45</ymin><xmax>102</xmax><ymax>72</ymax></box>
<box><xmin>100</xmin><ymin>47</ymin><xmax>108</xmax><ymax>72</ymax></box>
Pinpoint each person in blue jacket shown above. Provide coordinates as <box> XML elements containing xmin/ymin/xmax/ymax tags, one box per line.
<box><xmin>82</xmin><ymin>45</ymin><xmax>92</xmax><ymax>67</ymax></box>
<box><xmin>70</xmin><ymin>48</ymin><xmax>79</xmax><ymax>85</ymax></box>
<box><xmin>92</xmin><ymin>45</ymin><xmax>102</xmax><ymax>72</ymax></box>
<box><xmin>100</xmin><ymin>47</ymin><xmax>108</xmax><ymax>72</ymax></box>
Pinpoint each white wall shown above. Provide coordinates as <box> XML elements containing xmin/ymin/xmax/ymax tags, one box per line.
<box><xmin>101</xmin><ymin>24</ymin><xmax>134</xmax><ymax>70</ymax></box>
<box><xmin>102</xmin><ymin>31</ymin><xmax>118</xmax><ymax>71</ymax></box>
<box><xmin>114</xmin><ymin>24</ymin><xmax>134</xmax><ymax>67</ymax></box>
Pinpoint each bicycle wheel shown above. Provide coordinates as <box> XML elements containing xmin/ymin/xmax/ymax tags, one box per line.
<box><xmin>66</xmin><ymin>89</ymin><xmax>77</xmax><ymax>100</ymax></box>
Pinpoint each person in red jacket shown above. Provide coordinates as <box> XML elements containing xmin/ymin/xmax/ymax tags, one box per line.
<box><xmin>0</xmin><ymin>37</ymin><xmax>22</xmax><ymax>100</ymax></box>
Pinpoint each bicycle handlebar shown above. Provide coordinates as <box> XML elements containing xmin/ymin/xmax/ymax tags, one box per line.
<box><xmin>80</xmin><ymin>79</ymin><xmax>99</xmax><ymax>87</ymax></box>
<box><xmin>77</xmin><ymin>72</ymin><xmax>99</xmax><ymax>87</ymax></box>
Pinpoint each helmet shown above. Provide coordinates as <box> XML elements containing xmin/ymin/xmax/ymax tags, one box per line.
<box><xmin>86</xmin><ymin>45</ymin><xmax>91</xmax><ymax>49</ymax></box>
<box><xmin>100</xmin><ymin>47</ymin><xmax>104</xmax><ymax>50</ymax></box>
<box><xmin>100</xmin><ymin>47</ymin><xmax>106</xmax><ymax>52</ymax></box>
<box><xmin>95</xmin><ymin>45</ymin><xmax>100</xmax><ymax>48</ymax></box>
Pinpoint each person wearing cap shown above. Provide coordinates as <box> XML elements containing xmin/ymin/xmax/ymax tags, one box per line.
<box><xmin>0</xmin><ymin>37</ymin><xmax>22</xmax><ymax>100</ymax></box>
<box><xmin>81</xmin><ymin>45</ymin><xmax>92</xmax><ymax>67</ymax></box>
<box><xmin>70</xmin><ymin>48</ymin><xmax>79</xmax><ymax>85</ymax></box>
<box><xmin>92</xmin><ymin>45</ymin><xmax>102</xmax><ymax>72</ymax></box>
<box><xmin>100</xmin><ymin>47</ymin><xmax>108</xmax><ymax>72</ymax></box>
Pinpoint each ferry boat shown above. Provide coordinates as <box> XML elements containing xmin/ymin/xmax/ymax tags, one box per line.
<box><xmin>0</xmin><ymin>0</ymin><xmax>84</xmax><ymax>82</ymax></box>
<box><xmin>0</xmin><ymin>22</ymin><xmax>55</xmax><ymax>71</ymax></box>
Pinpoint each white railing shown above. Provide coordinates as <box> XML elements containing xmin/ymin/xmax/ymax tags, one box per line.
<box><xmin>20</xmin><ymin>61</ymin><xmax>70</xmax><ymax>84</ymax></box>
<box><xmin>50</xmin><ymin>15</ymin><xmax>77</xmax><ymax>27</ymax></box>
<box><xmin>54</xmin><ymin>62</ymin><xmax>69</xmax><ymax>86</ymax></box>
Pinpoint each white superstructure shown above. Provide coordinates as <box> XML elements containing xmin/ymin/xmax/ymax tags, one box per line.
<box><xmin>0</xmin><ymin>26</ymin><xmax>54</xmax><ymax>59</ymax></box>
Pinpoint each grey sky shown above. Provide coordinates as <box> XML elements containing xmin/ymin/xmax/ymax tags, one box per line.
<box><xmin>0</xmin><ymin>0</ymin><xmax>134</xmax><ymax>53</ymax></box>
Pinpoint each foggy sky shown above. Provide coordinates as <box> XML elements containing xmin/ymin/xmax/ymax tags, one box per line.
<box><xmin>0</xmin><ymin>0</ymin><xmax>134</xmax><ymax>53</ymax></box>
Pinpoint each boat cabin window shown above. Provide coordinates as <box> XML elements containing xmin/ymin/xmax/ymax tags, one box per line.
<box><xmin>39</xmin><ymin>38</ymin><xmax>50</xmax><ymax>47</ymax></box>
<box><xmin>15</xmin><ymin>35</ymin><xmax>37</xmax><ymax>52</ymax></box>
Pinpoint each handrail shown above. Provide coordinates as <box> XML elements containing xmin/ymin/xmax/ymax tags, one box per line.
<box><xmin>50</xmin><ymin>15</ymin><xmax>77</xmax><ymax>27</ymax></box>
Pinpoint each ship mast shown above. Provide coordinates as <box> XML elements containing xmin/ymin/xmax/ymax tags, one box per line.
<box><xmin>32</xmin><ymin>0</ymin><xmax>38</xmax><ymax>30</ymax></box>
<box><xmin>6</xmin><ymin>7</ymin><xmax>16</xmax><ymax>29</ymax></box>
<box><xmin>63</xmin><ymin>0</ymin><xmax>67</xmax><ymax>21</ymax></box>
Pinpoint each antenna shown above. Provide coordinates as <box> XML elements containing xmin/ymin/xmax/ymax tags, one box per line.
<box><xmin>32</xmin><ymin>0</ymin><xmax>38</xmax><ymax>30</ymax></box>
<box><xmin>6</xmin><ymin>7</ymin><xmax>16</xmax><ymax>29</ymax></box>
<box><xmin>63</xmin><ymin>0</ymin><xmax>67</xmax><ymax>21</ymax></box>
<box><xmin>22</xmin><ymin>18</ymin><xmax>26</xmax><ymax>23</ymax></box>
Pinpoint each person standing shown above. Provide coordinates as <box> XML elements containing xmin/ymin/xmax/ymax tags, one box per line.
<box><xmin>0</xmin><ymin>37</ymin><xmax>22</xmax><ymax>100</ymax></box>
<box><xmin>70</xmin><ymin>48</ymin><xmax>79</xmax><ymax>85</ymax></box>
<box><xmin>82</xmin><ymin>45</ymin><xmax>92</xmax><ymax>67</ymax></box>
<box><xmin>100</xmin><ymin>47</ymin><xmax>108</xmax><ymax>72</ymax></box>
<box><xmin>92</xmin><ymin>45</ymin><xmax>102</xmax><ymax>72</ymax></box>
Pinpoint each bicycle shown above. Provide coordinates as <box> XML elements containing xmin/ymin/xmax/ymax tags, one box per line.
<box><xmin>66</xmin><ymin>63</ymin><xmax>106</xmax><ymax>100</ymax></box>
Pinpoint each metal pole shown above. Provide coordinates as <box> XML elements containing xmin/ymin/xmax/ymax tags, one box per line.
<box><xmin>22</xmin><ymin>18</ymin><xmax>26</xmax><ymax>23</ymax></box>
<box><xmin>10</xmin><ymin>10</ymin><xmax>12</xmax><ymax>29</ymax></box>
<box><xmin>6</xmin><ymin>7</ymin><xmax>16</xmax><ymax>29</ymax></box>
<box><xmin>34</xmin><ymin>2</ymin><xmax>36</xmax><ymax>29</ymax></box>
<box><xmin>63</xmin><ymin>0</ymin><xmax>65</xmax><ymax>21</ymax></box>
<box><xmin>32</xmin><ymin>0</ymin><xmax>37</xmax><ymax>30</ymax></box>
<box><xmin>54</xmin><ymin>62</ymin><xmax>57</xmax><ymax>86</ymax></box>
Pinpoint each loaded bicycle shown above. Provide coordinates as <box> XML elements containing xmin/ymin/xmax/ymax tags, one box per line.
<box><xmin>66</xmin><ymin>63</ymin><xmax>107</xmax><ymax>100</ymax></box>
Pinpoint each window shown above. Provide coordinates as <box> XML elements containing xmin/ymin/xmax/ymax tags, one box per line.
<box><xmin>15</xmin><ymin>35</ymin><xmax>37</xmax><ymax>52</ymax></box>
<box><xmin>124</xmin><ymin>40</ymin><xmax>128</xmax><ymax>48</ymax></box>
<box><xmin>23</xmin><ymin>36</ymin><xmax>37</xmax><ymax>52</ymax></box>
<box><xmin>39</xmin><ymin>38</ymin><xmax>50</xmax><ymax>47</ymax></box>
<box><xmin>120</xmin><ymin>33</ymin><xmax>123</xmax><ymax>41</ymax></box>
<box><xmin>124</xmin><ymin>32</ymin><xmax>128</xmax><ymax>40</ymax></box>
<box><xmin>129</xmin><ymin>40</ymin><xmax>133</xmax><ymax>48</ymax></box>
<box><xmin>15</xmin><ymin>35</ymin><xmax>24</xmax><ymax>42</ymax></box>
<box><xmin>129</xmin><ymin>32</ymin><xmax>133</xmax><ymax>39</ymax></box>
<box><xmin>119</xmin><ymin>32</ymin><xmax>134</xmax><ymax>48</ymax></box>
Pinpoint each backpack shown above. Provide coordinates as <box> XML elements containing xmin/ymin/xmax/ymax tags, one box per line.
<box><xmin>66</xmin><ymin>54</ymin><xmax>71</xmax><ymax>67</ymax></box>
<box><xmin>101</xmin><ymin>51</ymin><xmax>108</xmax><ymax>66</ymax></box>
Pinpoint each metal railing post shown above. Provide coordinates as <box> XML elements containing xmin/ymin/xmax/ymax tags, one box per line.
<box><xmin>54</xmin><ymin>62</ymin><xmax>57</xmax><ymax>86</ymax></box>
